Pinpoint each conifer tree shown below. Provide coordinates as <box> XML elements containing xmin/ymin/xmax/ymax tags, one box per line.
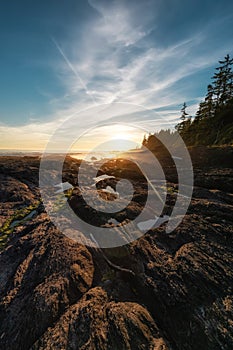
<box><xmin>176</xmin><ymin>102</ymin><xmax>189</xmax><ymax>133</ymax></box>
<box><xmin>212</xmin><ymin>54</ymin><xmax>233</xmax><ymax>107</ymax></box>
<box><xmin>142</xmin><ymin>134</ymin><xmax>148</xmax><ymax>147</ymax></box>
<box><xmin>181</xmin><ymin>102</ymin><xmax>188</xmax><ymax>121</ymax></box>
<box><xmin>174</xmin><ymin>54</ymin><xmax>233</xmax><ymax>146</ymax></box>
<box><xmin>204</xmin><ymin>84</ymin><xmax>214</xmax><ymax>118</ymax></box>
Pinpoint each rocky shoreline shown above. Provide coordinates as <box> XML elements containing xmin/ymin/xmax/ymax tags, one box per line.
<box><xmin>0</xmin><ymin>148</ymin><xmax>233</xmax><ymax>350</ymax></box>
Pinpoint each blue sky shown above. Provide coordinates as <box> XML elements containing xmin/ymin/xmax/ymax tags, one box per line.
<box><xmin>0</xmin><ymin>0</ymin><xmax>233</xmax><ymax>150</ymax></box>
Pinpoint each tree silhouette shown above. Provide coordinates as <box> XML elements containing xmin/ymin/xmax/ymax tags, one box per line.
<box><xmin>174</xmin><ymin>53</ymin><xmax>233</xmax><ymax>146</ymax></box>
<box><xmin>212</xmin><ymin>54</ymin><xmax>233</xmax><ymax>108</ymax></box>
<box><xmin>181</xmin><ymin>102</ymin><xmax>188</xmax><ymax>121</ymax></box>
<box><xmin>175</xmin><ymin>102</ymin><xmax>189</xmax><ymax>133</ymax></box>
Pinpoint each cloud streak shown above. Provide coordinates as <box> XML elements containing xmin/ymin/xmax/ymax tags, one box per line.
<box><xmin>1</xmin><ymin>0</ymin><xmax>232</xmax><ymax>150</ymax></box>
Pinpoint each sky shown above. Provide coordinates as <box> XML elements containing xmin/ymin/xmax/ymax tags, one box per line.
<box><xmin>0</xmin><ymin>0</ymin><xmax>233</xmax><ymax>151</ymax></box>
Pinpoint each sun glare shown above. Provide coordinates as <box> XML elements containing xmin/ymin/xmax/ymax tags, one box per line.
<box><xmin>108</xmin><ymin>125</ymin><xmax>137</xmax><ymax>140</ymax></box>
<box><xmin>69</xmin><ymin>124</ymin><xmax>143</xmax><ymax>153</ymax></box>
<box><xmin>111</xmin><ymin>132</ymin><xmax>131</xmax><ymax>140</ymax></box>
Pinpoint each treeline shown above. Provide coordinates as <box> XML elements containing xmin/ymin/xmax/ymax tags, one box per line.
<box><xmin>177</xmin><ymin>54</ymin><xmax>233</xmax><ymax>145</ymax></box>
<box><xmin>143</xmin><ymin>54</ymin><xmax>233</xmax><ymax>148</ymax></box>
<box><xmin>142</xmin><ymin>129</ymin><xmax>179</xmax><ymax>150</ymax></box>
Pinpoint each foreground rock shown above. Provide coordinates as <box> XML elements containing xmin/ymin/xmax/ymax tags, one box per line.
<box><xmin>0</xmin><ymin>152</ymin><xmax>233</xmax><ymax>349</ymax></box>
<box><xmin>32</xmin><ymin>287</ymin><xmax>168</xmax><ymax>350</ymax></box>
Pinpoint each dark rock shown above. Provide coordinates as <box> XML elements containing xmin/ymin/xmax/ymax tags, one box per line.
<box><xmin>0</xmin><ymin>152</ymin><xmax>232</xmax><ymax>350</ymax></box>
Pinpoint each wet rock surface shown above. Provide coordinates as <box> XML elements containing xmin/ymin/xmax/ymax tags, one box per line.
<box><xmin>0</xmin><ymin>151</ymin><xmax>233</xmax><ymax>350</ymax></box>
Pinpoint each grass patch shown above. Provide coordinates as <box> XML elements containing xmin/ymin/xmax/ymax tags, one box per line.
<box><xmin>0</xmin><ymin>200</ymin><xmax>41</xmax><ymax>251</ymax></box>
<box><xmin>52</xmin><ymin>188</ymin><xmax>74</xmax><ymax>213</ymax></box>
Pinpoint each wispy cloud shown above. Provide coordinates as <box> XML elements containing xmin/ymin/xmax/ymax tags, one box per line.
<box><xmin>53</xmin><ymin>2</ymin><xmax>226</xmax><ymax>113</ymax></box>
<box><xmin>1</xmin><ymin>0</ymin><xmax>232</xmax><ymax>150</ymax></box>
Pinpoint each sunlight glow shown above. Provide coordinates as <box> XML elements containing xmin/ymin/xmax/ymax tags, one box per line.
<box><xmin>69</xmin><ymin>124</ymin><xmax>143</xmax><ymax>153</ymax></box>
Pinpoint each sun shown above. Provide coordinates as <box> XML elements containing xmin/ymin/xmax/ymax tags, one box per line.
<box><xmin>103</xmin><ymin>125</ymin><xmax>138</xmax><ymax>151</ymax></box>
<box><xmin>69</xmin><ymin>124</ymin><xmax>143</xmax><ymax>153</ymax></box>
<box><xmin>109</xmin><ymin>125</ymin><xmax>135</xmax><ymax>141</ymax></box>
<box><xmin>111</xmin><ymin>132</ymin><xmax>132</xmax><ymax>140</ymax></box>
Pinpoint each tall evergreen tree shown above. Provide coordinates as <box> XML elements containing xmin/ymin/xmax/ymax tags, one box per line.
<box><xmin>196</xmin><ymin>84</ymin><xmax>214</xmax><ymax>120</ymax></box>
<box><xmin>212</xmin><ymin>54</ymin><xmax>233</xmax><ymax>107</ymax></box>
<box><xmin>176</xmin><ymin>102</ymin><xmax>189</xmax><ymax>133</ymax></box>
<box><xmin>204</xmin><ymin>84</ymin><xmax>214</xmax><ymax>118</ymax></box>
<box><xmin>175</xmin><ymin>54</ymin><xmax>233</xmax><ymax>146</ymax></box>
<box><xmin>181</xmin><ymin>102</ymin><xmax>188</xmax><ymax>121</ymax></box>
